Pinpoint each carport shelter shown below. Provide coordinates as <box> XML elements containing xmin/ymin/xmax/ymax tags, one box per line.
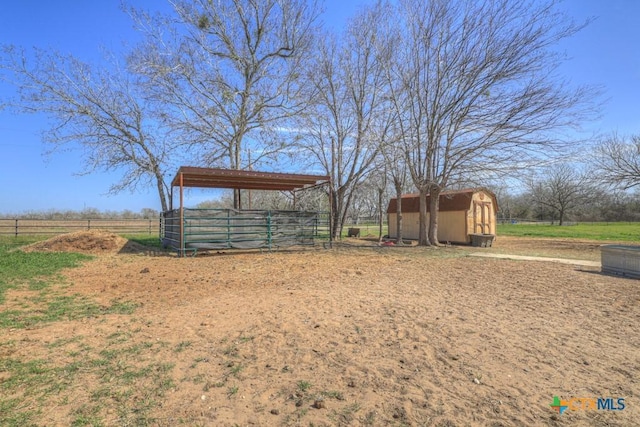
<box><xmin>162</xmin><ymin>167</ymin><xmax>330</xmax><ymax>255</ymax></box>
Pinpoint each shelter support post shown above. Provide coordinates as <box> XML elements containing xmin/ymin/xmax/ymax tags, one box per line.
<box><xmin>328</xmin><ymin>185</ymin><xmax>334</xmax><ymax>246</ymax></box>
<box><xmin>179</xmin><ymin>172</ymin><xmax>184</xmax><ymax>257</ymax></box>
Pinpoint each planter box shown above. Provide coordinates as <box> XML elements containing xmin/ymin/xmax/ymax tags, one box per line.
<box><xmin>601</xmin><ymin>245</ymin><xmax>640</xmax><ymax>279</ymax></box>
<box><xmin>470</xmin><ymin>233</ymin><xmax>495</xmax><ymax>247</ymax></box>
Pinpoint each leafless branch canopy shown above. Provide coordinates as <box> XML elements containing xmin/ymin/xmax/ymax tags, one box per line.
<box><xmin>0</xmin><ymin>45</ymin><xmax>173</xmax><ymax>211</ymax></box>
<box><xmin>130</xmin><ymin>0</ymin><xmax>319</xmax><ymax>172</ymax></box>
<box><xmin>592</xmin><ymin>133</ymin><xmax>640</xmax><ymax>190</ymax></box>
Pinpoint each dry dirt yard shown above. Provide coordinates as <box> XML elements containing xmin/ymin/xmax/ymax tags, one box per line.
<box><xmin>3</xmin><ymin>232</ymin><xmax>640</xmax><ymax>426</ymax></box>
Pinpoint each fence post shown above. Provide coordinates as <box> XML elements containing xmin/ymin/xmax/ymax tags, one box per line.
<box><xmin>87</xmin><ymin>219</ymin><xmax>91</xmax><ymax>230</ymax></box>
<box><xmin>267</xmin><ymin>211</ymin><xmax>272</xmax><ymax>250</ymax></box>
<box><xmin>15</xmin><ymin>219</ymin><xmax>18</xmax><ymax>237</ymax></box>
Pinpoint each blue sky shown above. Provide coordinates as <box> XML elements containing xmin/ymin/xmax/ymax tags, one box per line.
<box><xmin>0</xmin><ymin>0</ymin><xmax>638</xmax><ymax>214</ymax></box>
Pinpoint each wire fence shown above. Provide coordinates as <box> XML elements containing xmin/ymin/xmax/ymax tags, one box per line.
<box><xmin>498</xmin><ymin>218</ymin><xmax>579</xmax><ymax>225</ymax></box>
<box><xmin>0</xmin><ymin>218</ymin><xmax>160</xmax><ymax>237</ymax></box>
<box><xmin>0</xmin><ymin>216</ymin><xmax>390</xmax><ymax>238</ymax></box>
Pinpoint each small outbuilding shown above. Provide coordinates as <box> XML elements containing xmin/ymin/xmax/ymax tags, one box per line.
<box><xmin>386</xmin><ymin>189</ymin><xmax>498</xmax><ymax>244</ymax></box>
<box><xmin>161</xmin><ymin>167</ymin><xmax>331</xmax><ymax>255</ymax></box>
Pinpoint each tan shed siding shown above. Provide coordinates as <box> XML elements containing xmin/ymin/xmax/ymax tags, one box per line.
<box><xmin>387</xmin><ymin>189</ymin><xmax>497</xmax><ymax>243</ymax></box>
<box><xmin>389</xmin><ymin>211</ymin><xmax>468</xmax><ymax>243</ymax></box>
<box><xmin>438</xmin><ymin>211</ymin><xmax>468</xmax><ymax>243</ymax></box>
<box><xmin>388</xmin><ymin>214</ymin><xmax>396</xmax><ymax>237</ymax></box>
<box><xmin>405</xmin><ymin>212</ymin><xmax>421</xmax><ymax>239</ymax></box>
<box><xmin>387</xmin><ymin>212</ymin><xmax>422</xmax><ymax>240</ymax></box>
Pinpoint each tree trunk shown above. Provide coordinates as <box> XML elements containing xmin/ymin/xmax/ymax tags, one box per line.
<box><xmin>394</xmin><ymin>179</ymin><xmax>403</xmax><ymax>245</ymax></box>
<box><xmin>377</xmin><ymin>187</ymin><xmax>384</xmax><ymax>242</ymax></box>
<box><xmin>428</xmin><ymin>187</ymin><xmax>442</xmax><ymax>246</ymax></box>
<box><xmin>418</xmin><ymin>188</ymin><xmax>431</xmax><ymax>246</ymax></box>
<box><xmin>330</xmin><ymin>188</ymin><xmax>342</xmax><ymax>240</ymax></box>
<box><xmin>155</xmin><ymin>172</ymin><xmax>168</xmax><ymax>213</ymax></box>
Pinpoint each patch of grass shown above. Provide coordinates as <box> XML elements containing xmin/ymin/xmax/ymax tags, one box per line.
<box><xmin>28</xmin><ymin>279</ymin><xmax>50</xmax><ymax>291</ymax></box>
<box><xmin>0</xmin><ymin>358</ymin><xmax>59</xmax><ymax>395</ymax></box>
<box><xmin>297</xmin><ymin>380</ymin><xmax>312</xmax><ymax>393</ymax></box>
<box><xmin>0</xmin><ymin>239</ymin><xmax>91</xmax><ymax>303</ymax></box>
<box><xmin>0</xmin><ymin>235</ymin><xmax>47</xmax><ymax>249</ymax></box>
<box><xmin>227</xmin><ymin>385</ymin><xmax>239</xmax><ymax>398</ymax></box>
<box><xmin>0</xmin><ymin>236</ymin><xmax>169</xmax><ymax>426</ymax></box>
<box><xmin>322</xmin><ymin>390</ymin><xmax>345</xmax><ymax>400</ymax></box>
<box><xmin>0</xmin><ymin>333</ymin><xmax>176</xmax><ymax>425</ymax></box>
<box><xmin>229</xmin><ymin>363</ymin><xmax>243</xmax><ymax>377</ymax></box>
<box><xmin>190</xmin><ymin>356</ymin><xmax>209</xmax><ymax>369</ymax></box>
<box><xmin>191</xmin><ymin>373</ymin><xmax>206</xmax><ymax>384</ymax></box>
<box><xmin>329</xmin><ymin>402</ymin><xmax>362</xmax><ymax>425</ymax></box>
<box><xmin>0</xmin><ymin>296</ymin><xmax>138</xmax><ymax>329</ymax></box>
<box><xmin>497</xmin><ymin>222</ymin><xmax>640</xmax><ymax>241</ymax></box>
<box><xmin>106</xmin><ymin>331</ymin><xmax>132</xmax><ymax>344</ymax></box>
<box><xmin>238</xmin><ymin>335</ymin><xmax>254</xmax><ymax>343</ymax></box>
<box><xmin>0</xmin><ymin>398</ymin><xmax>36</xmax><ymax>427</ymax></box>
<box><xmin>122</xmin><ymin>234</ymin><xmax>163</xmax><ymax>248</ymax></box>
<box><xmin>71</xmin><ymin>404</ymin><xmax>104</xmax><ymax>427</ymax></box>
<box><xmin>174</xmin><ymin>341</ymin><xmax>192</xmax><ymax>353</ymax></box>
<box><xmin>223</xmin><ymin>344</ymin><xmax>239</xmax><ymax>357</ymax></box>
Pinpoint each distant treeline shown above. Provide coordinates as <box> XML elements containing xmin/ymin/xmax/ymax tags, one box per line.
<box><xmin>497</xmin><ymin>190</ymin><xmax>640</xmax><ymax>224</ymax></box>
<box><xmin>0</xmin><ymin>207</ymin><xmax>160</xmax><ymax>220</ymax></box>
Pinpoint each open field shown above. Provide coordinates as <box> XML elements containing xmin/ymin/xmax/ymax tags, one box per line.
<box><xmin>498</xmin><ymin>222</ymin><xmax>640</xmax><ymax>242</ymax></box>
<box><xmin>1</xmin><ymin>232</ymin><xmax>639</xmax><ymax>426</ymax></box>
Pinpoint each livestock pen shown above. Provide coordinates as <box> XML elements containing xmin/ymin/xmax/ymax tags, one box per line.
<box><xmin>161</xmin><ymin>208</ymin><xmax>322</xmax><ymax>253</ymax></box>
<box><xmin>162</xmin><ymin>167</ymin><xmax>331</xmax><ymax>256</ymax></box>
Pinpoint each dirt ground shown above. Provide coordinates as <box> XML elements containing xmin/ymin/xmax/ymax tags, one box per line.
<box><xmin>3</xmin><ymin>231</ymin><xmax>640</xmax><ymax>426</ymax></box>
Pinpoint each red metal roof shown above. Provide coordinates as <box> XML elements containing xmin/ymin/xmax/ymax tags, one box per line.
<box><xmin>170</xmin><ymin>166</ymin><xmax>330</xmax><ymax>191</ymax></box>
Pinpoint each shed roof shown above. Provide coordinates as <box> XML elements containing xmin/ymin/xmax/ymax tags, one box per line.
<box><xmin>170</xmin><ymin>166</ymin><xmax>330</xmax><ymax>191</ymax></box>
<box><xmin>387</xmin><ymin>189</ymin><xmax>498</xmax><ymax>213</ymax></box>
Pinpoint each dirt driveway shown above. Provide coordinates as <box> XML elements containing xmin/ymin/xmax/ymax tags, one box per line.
<box><xmin>4</xmin><ymin>233</ymin><xmax>640</xmax><ymax>426</ymax></box>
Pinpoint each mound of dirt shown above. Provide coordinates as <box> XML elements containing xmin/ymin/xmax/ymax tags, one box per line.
<box><xmin>21</xmin><ymin>230</ymin><xmax>147</xmax><ymax>255</ymax></box>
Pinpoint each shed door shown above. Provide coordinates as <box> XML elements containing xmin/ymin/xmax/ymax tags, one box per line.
<box><xmin>474</xmin><ymin>202</ymin><xmax>492</xmax><ymax>234</ymax></box>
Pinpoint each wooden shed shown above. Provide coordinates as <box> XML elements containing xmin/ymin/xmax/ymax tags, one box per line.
<box><xmin>386</xmin><ymin>189</ymin><xmax>498</xmax><ymax>244</ymax></box>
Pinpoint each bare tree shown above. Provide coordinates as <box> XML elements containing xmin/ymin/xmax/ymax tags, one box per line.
<box><xmin>296</xmin><ymin>4</ymin><xmax>394</xmax><ymax>239</ymax></box>
<box><xmin>0</xmin><ymin>46</ymin><xmax>173</xmax><ymax>211</ymax></box>
<box><xmin>130</xmin><ymin>0</ymin><xmax>319</xmax><ymax>208</ymax></box>
<box><xmin>494</xmin><ymin>187</ymin><xmax>531</xmax><ymax>223</ymax></box>
<box><xmin>381</xmin><ymin>133</ymin><xmax>410</xmax><ymax>244</ymax></box>
<box><xmin>527</xmin><ymin>163</ymin><xmax>592</xmax><ymax>225</ymax></box>
<box><xmin>592</xmin><ymin>133</ymin><xmax>640</xmax><ymax>189</ymax></box>
<box><xmin>383</xmin><ymin>0</ymin><xmax>597</xmax><ymax>245</ymax></box>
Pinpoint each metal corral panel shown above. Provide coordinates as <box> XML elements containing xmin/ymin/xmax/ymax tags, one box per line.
<box><xmin>161</xmin><ymin>208</ymin><xmax>324</xmax><ymax>254</ymax></box>
<box><xmin>601</xmin><ymin>245</ymin><xmax>640</xmax><ymax>279</ymax></box>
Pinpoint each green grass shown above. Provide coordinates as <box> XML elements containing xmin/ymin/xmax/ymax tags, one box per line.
<box><xmin>0</xmin><ymin>337</ymin><xmax>175</xmax><ymax>426</ymax></box>
<box><xmin>0</xmin><ymin>296</ymin><xmax>138</xmax><ymax>329</ymax></box>
<box><xmin>122</xmin><ymin>234</ymin><xmax>163</xmax><ymax>248</ymax></box>
<box><xmin>497</xmin><ymin>222</ymin><xmax>640</xmax><ymax>241</ymax></box>
<box><xmin>0</xmin><ymin>235</ymin><xmax>137</xmax><ymax>325</ymax></box>
<box><xmin>0</xmin><ymin>236</ymin><xmax>92</xmax><ymax>303</ymax></box>
<box><xmin>297</xmin><ymin>380</ymin><xmax>313</xmax><ymax>392</ymax></box>
<box><xmin>0</xmin><ymin>234</ymin><xmax>171</xmax><ymax>426</ymax></box>
<box><xmin>340</xmin><ymin>223</ymin><xmax>388</xmax><ymax>238</ymax></box>
<box><xmin>174</xmin><ymin>341</ymin><xmax>192</xmax><ymax>353</ymax></box>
